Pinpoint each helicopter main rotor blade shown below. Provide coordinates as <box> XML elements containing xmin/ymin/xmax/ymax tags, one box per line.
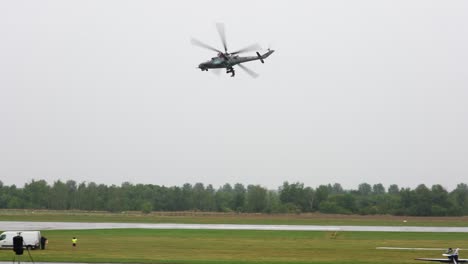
<box><xmin>237</xmin><ymin>63</ymin><xmax>259</xmax><ymax>78</ymax></box>
<box><xmin>231</xmin><ymin>43</ymin><xmax>262</xmax><ymax>55</ymax></box>
<box><xmin>190</xmin><ymin>38</ymin><xmax>223</xmax><ymax>53</ymax></box>
<box><xmin>216</xmin><ymin>23</ymin><xmax>228</xmax><ymax>53</ymax></box>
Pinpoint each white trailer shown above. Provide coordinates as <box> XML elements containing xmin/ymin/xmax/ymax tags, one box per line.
<box><xmin>0</xmin><ymin>231</ymin><xmax>41</xmax><ymax>249</ymax></box>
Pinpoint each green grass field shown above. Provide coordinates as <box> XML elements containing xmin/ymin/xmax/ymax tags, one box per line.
<box><xmin>1</xmin><ymin>211</ymin><xmax>466</xmax><ymax>264</ymax></box>
<box><xmin>1</xmin><ymin>209</ymin><xmax>468</xmax><ymax>226</ymax></box>
<box><xmin>0</xmin><ymin>229</ymin><xmax>465</xmax><ymax>264</ymax></box>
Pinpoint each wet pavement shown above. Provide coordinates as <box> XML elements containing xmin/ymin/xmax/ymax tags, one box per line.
<box><xmin>1</xmin><ymin>221</ymin><xmax>468</xmax><ymax>232</ymax></box>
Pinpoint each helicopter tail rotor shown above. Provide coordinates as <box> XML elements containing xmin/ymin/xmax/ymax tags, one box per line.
<box><xmin>256</xmin><ymin>52</ymin><xmax>265</xmax><ymax>63</ymax></box>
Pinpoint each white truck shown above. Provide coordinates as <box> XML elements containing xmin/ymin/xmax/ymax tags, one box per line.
<box><xmin>0</xmin><ymin>231</ymin><xmax>42</xmax><ymax>249</ymax></box>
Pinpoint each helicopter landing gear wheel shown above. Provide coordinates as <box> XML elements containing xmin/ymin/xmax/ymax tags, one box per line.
<box><xmin>226</xmin><ymin>67</ymin><xmax>235</xmax><ymax>77</ymax></box>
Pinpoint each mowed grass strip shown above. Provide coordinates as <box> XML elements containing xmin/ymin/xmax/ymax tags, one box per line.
<box><xmin>0</xmin><ymin>229</ymin><xmax>466</xmax><ymax>264</ymax></box>
<box><xmin>2</xmin><ymin>210</ymin><xmax>468</xmax><ymax>226</ymax></box>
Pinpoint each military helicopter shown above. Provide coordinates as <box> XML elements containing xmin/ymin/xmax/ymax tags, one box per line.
<box><xmin>191</xmin><ymin>23</ymin><xmax>274</xmax><ymax>78</ymax></box>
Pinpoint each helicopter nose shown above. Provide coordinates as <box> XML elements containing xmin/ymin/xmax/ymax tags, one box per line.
<box><xmin>198</xmin><ymin>63</ymin><xmax>208</xmax><ymax>71</ymax></box>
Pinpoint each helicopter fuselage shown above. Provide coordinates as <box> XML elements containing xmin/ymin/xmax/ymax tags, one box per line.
<box><xmin>198</xmin><ymin>50</ymin><xmax>274</xmax><ymax>72</ymax></box>
<box><xmin>199</xmin><ymin>55</ymin><xmax>257</xmax><ymax>70</ymax></box>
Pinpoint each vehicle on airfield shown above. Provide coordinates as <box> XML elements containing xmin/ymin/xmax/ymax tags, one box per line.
<box><xmin>191</xmin><ymin>23</ymin><xmax>274</xmax><ymax>78</ymax></box>
<box><xmin>0</xmin><ymin>231</ymin><xmax>42</xmax><ymax>250</ymax></box>
<box><xmin>416</xmin><ymin>248</ymin><xmax>468</xmax><ymax>264</ymax></box>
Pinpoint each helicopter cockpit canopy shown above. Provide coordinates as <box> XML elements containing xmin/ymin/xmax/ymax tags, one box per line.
<box><xmin>211</xmin><ymin>57</ymin><xmax>223</xmax><ymax>64</ymax></box>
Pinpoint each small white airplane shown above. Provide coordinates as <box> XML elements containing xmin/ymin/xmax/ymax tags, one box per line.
<box><xmin>416</xmin><ymin>248</ymin><xmax>468</xmax><ymax>264</ymax></box>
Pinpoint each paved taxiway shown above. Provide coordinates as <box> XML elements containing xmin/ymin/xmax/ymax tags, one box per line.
<box><xmin>2</xmin><ymin>221</ymin><xmax>468</xmax><ymax>232</ymax></box>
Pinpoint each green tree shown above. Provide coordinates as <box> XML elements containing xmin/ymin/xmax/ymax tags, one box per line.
<box><xmin>106</xmin><ymin>185</ymin><xmax>124</xmax><ymax>212</ymax></box>
<box><xmin>2</xmin><ymin>180</ymin><xmax>468</xmax><ymax>216</ymax></box>
<box><xmin>205</xmin><ymin>184</ymin><xmax>216</xmax><ymax>211</ymax></box>
<box><xmin>181</xmin><ymin>183</ymin><xmax>194</xmax><ymax>210</ymax></box>
<box><xmin>23</xmin><ymin>180</ymin><xmax>50</xmax><ymax>209</ymax></box>
<box><xmin>388</xmin><ymin>184</ymin><xmax>399</xmax><ymax>195</ymax></box>
<box><xmin>358</xmin><ymin>183</ymin><xmax>372</xmax><ymax>196</ymax></box>
<box><xmin>334</xmin><ymin>193</ymin><xmax>357</xmax><ymax>213</ymax></box>
<box><xmin>245</xmin><ymin>185</ymin><xmax>267</xmax><ymax>212</ymax></box>
<box><xmin>331</xmin><ymin>183</ymin><xmax>344</xmax><ymax>194</ymax></box>
<box><xmin>431</xmin><ymin>184</ymin><xmax>451</xmax><ymax>214</ymax></box>
<box><xmin>313</xmin><ymin>185</ymin><xmax>331</xmax><ymax>210</ymax></box>
<box><xmin>0</xmin><ymin>181</ymin><xmax>5</xmax><ymax>208</ymax></box>
<box><xmin>411</xmin><ymin>184</ymin><xmax>432</xmax><ymax>216</ymax></box>
<box><xmin>279</xmin><ymin>182</ymin><xmax>307</xmax><ymax>212</ymax></box>
<box><xmin>65</xmin><ymin>180</ymin><xmax>78</xmax><ymax>209</ymax></box>
<box><xmin>265</xmin><ymin>190</ymin><xmax>284</xmax><ymax>213</ymax></box>
<box><xmin>141</xmin><ymin>201</ymin><xmax>153</xmax><ymax>214</ymax></box>
<box><xmin>215</xmin><ymin>183</ymin><xmax>234</xmax><ymax>212</ymax></box>
<box><xmin>319</xmin><ymin>200</ymin><xmax>349</xmax><ymax>214</ymax></box>
<box><xmin>49</xmin><ymin>180</ymin><xmax>69</xmax><ymax>209</ymax></box>
<box><xmin>372</xmin><ymin>183</ymin><xmax>386</xmax><ymax>195</ymax></box>
<box><xmin>233</xmin><ymin>183</ymin><xmax>246</xmax><ymax>212</ymax></box>
<box><xmin>5</xmin><ymin>185</ymin><xmax>24</xmax><ymax>209</ymax></box>
<box><xmin>450</xmin><ymin>183</ymin><xmax>468</xmax><ymax>215</ymax></box>
<box><xmin>303</xmin><ymin>187</ymin><xmax>315</xmax><ymax>212</ymax></box>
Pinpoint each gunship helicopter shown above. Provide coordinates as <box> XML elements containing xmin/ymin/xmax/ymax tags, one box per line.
<box><xmin>191</xmin><ymin>23</ymin><xmax>274</xmax><ymax>78</ymax></box>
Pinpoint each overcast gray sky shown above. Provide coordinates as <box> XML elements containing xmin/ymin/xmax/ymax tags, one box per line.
<box><xmin>1</xmin><ymin>0</ymin><xmax>467</xmax><ymax>190</ymax></box>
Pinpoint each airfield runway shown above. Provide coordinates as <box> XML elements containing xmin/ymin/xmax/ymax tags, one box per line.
<box><xmin>2</xmin><ymin>221</ymin><xmax>468</xmax><ymax>232</ymax></box>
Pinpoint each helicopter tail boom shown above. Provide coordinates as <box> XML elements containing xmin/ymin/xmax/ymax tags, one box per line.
<box><xmin>261</xmin><ymin>49</ymin><xmax>275</xmax><ymax>60</ymax></box>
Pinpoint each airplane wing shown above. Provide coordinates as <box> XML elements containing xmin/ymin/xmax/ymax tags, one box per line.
<box><xmin>415</xmin><ymin>258</ymin><xmax>451</xmax><ymax>262</ymax></box>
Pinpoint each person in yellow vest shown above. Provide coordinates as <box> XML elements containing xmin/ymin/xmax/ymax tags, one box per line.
<box><xmin>72</xmin><ymin>237</ymin><xmax>77</xmax><ymax>247</ymax></box>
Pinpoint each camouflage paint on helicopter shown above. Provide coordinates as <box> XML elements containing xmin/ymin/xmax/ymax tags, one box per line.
<box><xmin>191</xmin><ymin>23</ymin><xmax>274</xmax><ymax>78</ymax></box>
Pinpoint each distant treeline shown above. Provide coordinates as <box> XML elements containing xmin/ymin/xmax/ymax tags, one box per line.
<box><xmin>0</xmin><ymin>180</ymin><xmax>467</xmax><ymax>216</ymax></box>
